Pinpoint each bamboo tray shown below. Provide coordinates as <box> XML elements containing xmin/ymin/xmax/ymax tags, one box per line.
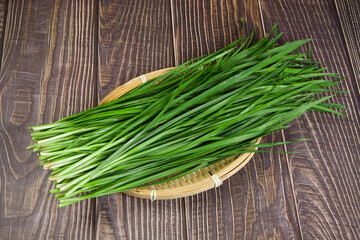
<box><xmin>99</xmin><ymin>67</ymin><xmax>260</xmax><ymax>200</ymax></box>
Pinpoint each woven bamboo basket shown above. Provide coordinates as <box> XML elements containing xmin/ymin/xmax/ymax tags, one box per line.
<box><xmin>99</xmin><ymin>67</ymin><xmax>261</xmax><ymax>200</ymax></box>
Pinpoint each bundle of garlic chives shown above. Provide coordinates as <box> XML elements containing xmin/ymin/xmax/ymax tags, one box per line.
<box><xmin>28</xmin><ymin>25</ymin><xmax>346</xmax><ymax>207</ymax></box>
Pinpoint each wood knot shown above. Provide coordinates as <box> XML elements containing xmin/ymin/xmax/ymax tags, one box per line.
<box><xmin>10</xmin><ymin>88</ymin><xmax>32</xmax><ymax>126</ymax></box>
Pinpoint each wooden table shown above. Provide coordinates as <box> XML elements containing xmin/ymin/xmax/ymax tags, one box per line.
<box><xmin>1</xmin><ymin>0</ymin><xmax>359</xmax><ymax>239</ymax></box>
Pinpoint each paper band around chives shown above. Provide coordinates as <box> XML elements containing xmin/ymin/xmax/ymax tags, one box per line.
<box><xmin>140</xmin><ymin>75</ymin><xmax>147</xmax><ymax>83</ymax></box>
<box><xmin>211</xmin><ymin>174</ymin><xmax>221</xmax><ymax>188</ymax></box>
<box><xmin>150</xmin><ymin>190</ymin><xmax>157</xmax><ymax>201</ymax></box>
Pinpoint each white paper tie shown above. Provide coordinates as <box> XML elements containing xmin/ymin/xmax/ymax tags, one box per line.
<box><xmin>140</xmin><ymin>75</ymin><xmax>147</xmax><ymax>83</ymax></box>
<box><xmin>211</xmin><ymin>174</ymin><xmax>221</xmax><ymax>188</ymax></box>
<box><xmin>150</xmin><ymin>190</ymin><xmax>157</xmax><ymax>201</ymax></box>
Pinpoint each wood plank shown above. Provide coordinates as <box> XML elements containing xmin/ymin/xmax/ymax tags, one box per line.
<box><xmin>0</xmin><ymin>0</ymin><xmax>6</xmax><ymax>61</ymax></box>
<box><xmin>0</xmin><ymin>0</ymin><xmax>97</xmax><ymax>239</ymax></box>
<box><xmin>95</xmin><ymin>1</ymin><xmax>185</xmax><ymax>239</ymax></box>
<box><xmin>334</xmin><ymin>0</ymin><xmax>360</xmax><ymax>94</ymax></box>
<box><xmin>260</xmin><ymin>0</ymin><xmax>360</xmax><ymax>238</ymax></box>
<box><xmin>171</xmin><ymin>0</ymin><xmax>264</xmax><ymax>66</ymax></box>
<box><xmin>97</xmin><ymin>0</ymin><xmax>175</xmax><ymax>100</ymax></box>
<box><xmin>170</xmin><ymin>0</ymin><xmax>301</xmax><ymax>239</ymax></box>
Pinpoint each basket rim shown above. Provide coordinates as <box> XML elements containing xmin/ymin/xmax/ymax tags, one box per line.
<box><xmin>100</xmin><ymin>67</ymin><xmax>260</xmax><ymax>200</ymax></box>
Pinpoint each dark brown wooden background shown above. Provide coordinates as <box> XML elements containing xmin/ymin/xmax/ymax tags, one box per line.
<box><xmin>0</xmin><ymin>0</ymin><xmax>359</xmax><ymax>239</ymax></box>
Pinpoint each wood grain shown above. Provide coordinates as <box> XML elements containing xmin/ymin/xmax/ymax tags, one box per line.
<box><xmin>260</xmin><ymin>0</ymin><xmax>360</xmax><ymax>239</ymax></box>
<box><xmin>97</xmin><ymin>0</ymin><xmax>175</xmax><ymax>100</ymax></box>
<box><xmin>0</xmin><ymin>0</ymin><xmax>97</xmax><ymax>239</ymax></box>
<box><xmin>334</xmin><ymin>0</ymin><xmax>360</xmax><ymax>94</ymax></box>
<box><xmin>171</xmin><ymin>0</ymin><xmax>301</xmax><ymax>239</ymax></box>
<box><xmin>0</xmin><ymin>0</ymin><xmax>359</xmax><ymax>238</ymax></box>
<box><xmin>170</xmin><ymin>0</ymin><xmax>264</xmax><ymax>66</ymax></box>
<box><xmin>96</xmin><ymin>1</ymin><xmax>186</xmax><ymax>239</ymax></box>
<box><xmin>0</xmin><ymin>0</ymin><xmax>6</xmax><ymax>62</ymax></box>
